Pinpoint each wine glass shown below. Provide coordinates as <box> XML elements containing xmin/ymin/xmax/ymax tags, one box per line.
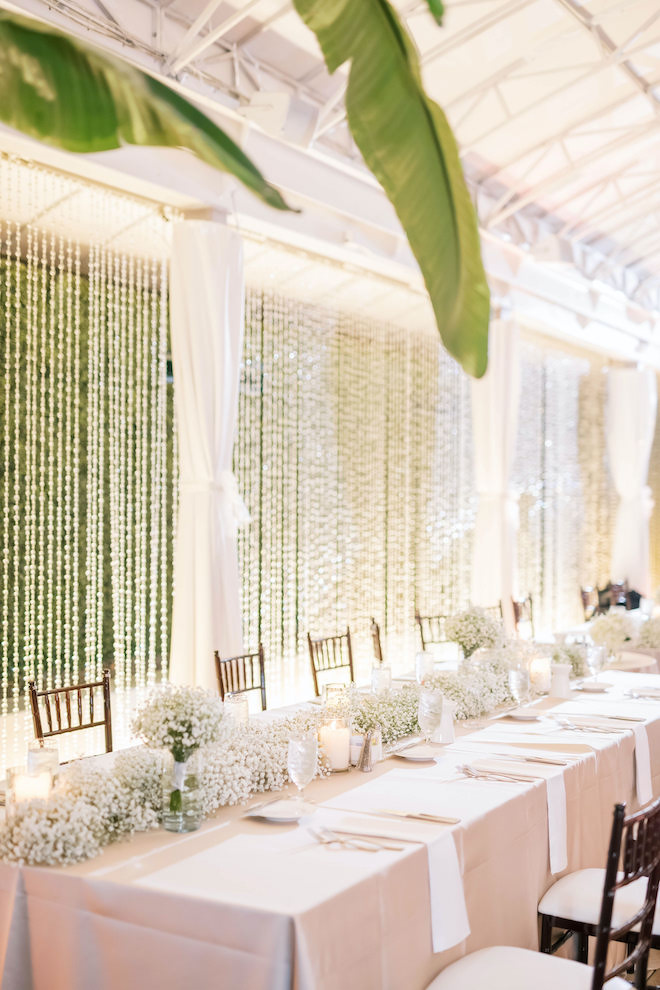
<box><xmin>371</xmin><ymin>664</ymin><xmax>392</xmax><ymax>695</ymax></box>
<box><xmin>418</xmin><ymin>686</ymin><xmax>444</xmax><ymax>743</ymax></box>
<box><xmin>508</xmin><ymin>661</ymin><xmax>530</xmax><ymax>706</ymax></box>
<box><xmin>415</xmin><ymin>652</ymin><xmax>435</xmax><ymax>685</ymax></box>
<box><xmin>287</xmin><ymin>733</ymin><xmax>318</xmax><ymax>808</ymax></box>
<box><xmin>586</xmin><ymin>645</ymin><xmax>606</xmax><ymax>681</ymax></box>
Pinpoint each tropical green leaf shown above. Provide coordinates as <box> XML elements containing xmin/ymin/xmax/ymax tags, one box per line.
<box><xmin>424</xmin><ymin>0</ymin><xmax>446</xmax><ymax>25</ymax></box>
<box><xmin>0</xmin><ymin>11</ymin><xmax>291</xmax><ymax>212</ymax></box>
<box><xmin>291</xmin><ymin>0</ymin><xmax>490</xmax><ymax>377</ymax></box>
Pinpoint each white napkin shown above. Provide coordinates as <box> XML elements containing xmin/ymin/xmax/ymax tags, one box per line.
<box><xmin>440</xmin><ymin>700</ymin><xmax>457</xmax><ymax>744</ymax></box>
<box><xmin>427</xmin><ymin>831</ymin><xmax>470</xmax><ymax>952</ymax></box>
<box><xmin>322</xmin><ymin>772</ymin><xmax>469</xmax><ymax>951</ymax></box>
<box><xmin>633</xmin><ymin>723</ymin><xmax>653</xmax><ymax>804</ymax></box>
<box><xmin>546</xmin><ymin>773</ymin><xmax>567</xmax><ymax>874</ymax></box>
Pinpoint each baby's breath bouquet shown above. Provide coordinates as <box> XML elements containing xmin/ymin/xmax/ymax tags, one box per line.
<box><xmin>445</xmin><ymin>606</ymin><xmax>503</xmax><ymax>659</ymax></box>
<box><xmin>588</xmin><ymin>612</ymin><xmax>634</xmax><ymax>654</ymax></box>
<box><xmin>132</xmin><ymin>684</ymin><xmax>224</xmax><ymax>828</ymax></box>
<box><xmin>637</xmin><ymin>617</ymin><xmax>660</xmax><ymax>650</ymax></box>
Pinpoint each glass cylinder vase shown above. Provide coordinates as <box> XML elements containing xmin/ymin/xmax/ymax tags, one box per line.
<box><xmin>162</xmin><ymin>751</ymin><xmax>203</xmax><ymax>833</ymax></box>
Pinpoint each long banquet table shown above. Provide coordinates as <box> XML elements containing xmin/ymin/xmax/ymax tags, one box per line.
<box><xmin>2</xmin><ymin>670</ymin><xmax>660</xmax><ymax>990</ymax></box>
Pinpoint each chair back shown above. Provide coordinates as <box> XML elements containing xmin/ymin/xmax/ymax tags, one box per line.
<box><xmin>511</xmin><ymin>594</ymin><xmax>534</xmax><ymax>639</ymax></box>
<box><xmin>591</xmin><ymin>796</ymin><xmax>660</xmax><ymax>989</ymax></box>
<box><xmin>307</xmin><ymin>628</ymin><xmax>354</xmax><ymax>697</ymax></box>
<box><xmin>370</xmin><ymin>618</ymin><xmax>384</xmax><ymax>664</ymax></box>
<box><xmin>581</xmin><ymin>586</ymin><xmax>599</xmax><ymax>621</ymax></box>
<box><xmin>215</xmin><ymin>645</ymin><xmax>267</xmax><ymax>710</ymax></box>
<box><xmin>414</xmin><ymin>611</ymin><xmax>449</xmax><ymax>651</ymax></box>
<box><xmin>610</xmin><ymin>581</ymin><xmax>629</xmax><ymax>609</ymax></box>
<box><xmin>28</xmin><ymin>669</ymin><xmax>113</xmax><ymax>754</ymax></box>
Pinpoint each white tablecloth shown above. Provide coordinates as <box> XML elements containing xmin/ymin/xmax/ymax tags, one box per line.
<box><xmin>1</xmin><ymin>671</ymin><xmax>660</xmax><ymax>990</ymax></box>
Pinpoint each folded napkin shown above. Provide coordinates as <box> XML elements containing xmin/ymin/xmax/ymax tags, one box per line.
<box><xmin>546</xmin><ymin>773</ymin><xmax>567</xmax><ymax>874</ymax></box>
<box><xmin>461</xmin><ymin>759</ymin><xmax>567</xmax><ymax>875</ymax></box>
<box><xmin>322</xmin><ymin>772</ymin><xmax>469</xmax><ymax>951</ymax></box>
<box><xmin>633</xmin><ymin>723</ymin><xmax>652</xmax><ymax>804</ymax></box>
<box><xmin>427</xmin><ymin>831</ymin><xmax>470</xmax><ymax>952</ymax></box>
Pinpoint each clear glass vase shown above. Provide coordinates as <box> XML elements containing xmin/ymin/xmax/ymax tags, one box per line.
<box><xmin>162</xmin><ymin>751</ymin><xmax>203</xmax><ymax>833</ymax></box>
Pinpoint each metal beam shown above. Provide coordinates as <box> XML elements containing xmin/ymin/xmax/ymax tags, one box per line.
<box><xmin>163</xmin><ymin>0</ymin><xmax>225</xmax><ymax>72</ymax></box>
<box><xmin>486</xmin><ymin>124</ymin><xmax>659</xmax><ymax>227</ymax></box>
<box><xmin>168</xmin><ymin>0</ymin><xmax>265</xmax><ymax>76</ymax></box>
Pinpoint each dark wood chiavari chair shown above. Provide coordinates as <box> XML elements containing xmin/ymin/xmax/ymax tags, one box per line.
<box><xmin>428</xmin><ymin>796</ymin><xmax>660</xmax><ymax>989</ymax></box>
<box><xmin>581</xmin><ymin>585</ymin><xmax>599</xmax><ymax>621</ymax></box>
<box><xmin>610</xmin><ymin>581</ymin><xmax>629</xmax><ymax>609</ymax></box>
<box><xmin>214</xmin><ymin>644</ymin><xmax>267</xmax><ymax>711</ymax></box>
<box><xmin>28</xmin><ymin>669</ymin><xmax>113</xmax><ymax>754</ymax></box>
<box><xmin>414</xmin><ymin>610</ymin><xmax>449</xmax><ymax>652</ymax></box>
<box><xmin>307</xmin><ymin>628</ymin><xmax>354</xmax><ymax>698</ymax></box>
<box><xmin>539</xmin><ymin>796</ymin><xmax>660</xmax><ymax>988</ymax></box>
<box><xmin>370</xmin><ymin>617</ymin><xmax>384</xmax><ymax>664</ymax></box>
<box><xmin>511</xmin><ymin>593</ymin><xmax>534</xmax><ymax>639</ymax></box>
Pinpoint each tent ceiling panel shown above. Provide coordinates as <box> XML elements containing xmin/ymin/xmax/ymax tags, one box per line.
<box><xmin>5</xmin><ymin>0</ymin><xmax>660</xmax><ymax>311</ymax></box>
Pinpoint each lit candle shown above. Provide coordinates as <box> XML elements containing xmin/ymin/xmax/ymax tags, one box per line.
<box><xmin>9</xmin><ymin>768</ymin><xmax>52</xmax><ymax>805</ymax></box>
<box><xmin>319</xmin><ymin>719</ymin><xmax>350</xmax><ymax>772</ymax></box>
<box><xmin>529</xmin><ymin>656</ymin><xmax>551</xmax><ymax>693</ymax></box>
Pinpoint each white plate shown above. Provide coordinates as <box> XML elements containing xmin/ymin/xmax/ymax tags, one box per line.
<box><xmin>506</xmin><ymin>710</ymin><xmax>541</xmax><ymax>721</ymax></box>
<box><xmin>393</xmin><ymin>743</ymin><xmax>440</xmax><ymax>762</ymax></box>
<box><xmin>578</xmin><ymin>682</ymin><xmax>612</xmax><ymax>693</ymax></box>
<box><xmin>247</xmin><ymin>799</ymin><xmax>316</xmax><ymax>823</ymax></box>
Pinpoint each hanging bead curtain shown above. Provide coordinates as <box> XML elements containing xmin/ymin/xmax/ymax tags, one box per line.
<box><xmin>0</xmin><ymin>155</ymin><xmax>175</xmax><ymax>748</ymax></box>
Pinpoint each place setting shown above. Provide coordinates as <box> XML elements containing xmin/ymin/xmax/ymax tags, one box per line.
<box><xmin>4</xmin><ymin>7</ymin><xmax>660</xmax><ymax>987</ymax></box>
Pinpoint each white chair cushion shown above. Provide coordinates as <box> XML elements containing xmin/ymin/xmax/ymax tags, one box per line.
<box><xmin>539</xmin><ymin>868</ymin><xmax>655</xmax><ymax>932</ymax></box>
<box><xmin>426</xmin><ymin>945</ymin><xmax>629</xmax><ymax>989</ymax></box>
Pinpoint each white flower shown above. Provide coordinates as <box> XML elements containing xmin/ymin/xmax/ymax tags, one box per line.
<box><xmin>589</xmin><ymin>612</ymin><xmax>634</xmax><ymax>652</ymax></box>
<box><xmin>131</xmin><ymin>684</ymin><xmax>224</xmax><ymax>761</ymax></box>
<box><xmin>552</xmin><ymin>644</ymin><xmax>587</xmax><ymax>678</ymax></box>
<box><xmin>637</xmin><ymin>617</ymin><xmax>660</xmax><ymax>650</ymax></box>
<box><xmin>445</xmin><ymin>607</ymin><xmax>503</xmax><ymax>658</ymax></box>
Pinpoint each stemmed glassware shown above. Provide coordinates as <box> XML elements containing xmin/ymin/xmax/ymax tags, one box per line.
<box><xmin>586</xmin><ymin>645</ymin><xmax>606</xmax><ymax>681</ymax></box>
<box><xmin>287</xmin><ymin>732</ymin><xmax>318</xmax><ymax>808</ymax></box>
<box><xmin>417</xmin><ymin>686</ymin><xmax>444</xmax><ymax>743</ymax></box>
<box><xmin>415</xmin><ymin>652</ymin><xmax>435</xmax><ymax>685</ymax></box>
<box><xmin>508</xmin><ymin>660</ymin><xmax>531</xmax><ymax>706</ymax></box>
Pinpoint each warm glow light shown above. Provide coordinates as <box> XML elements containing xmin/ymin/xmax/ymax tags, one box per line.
<box><xmin>529</xmin><ymin>656</ymin><xmax>551</xmax><ymax>693</ymax></box>
<box><xmin>319</xmin><ymin>718</ymin><xmax>350</xmax><ymax>772</ymax></box>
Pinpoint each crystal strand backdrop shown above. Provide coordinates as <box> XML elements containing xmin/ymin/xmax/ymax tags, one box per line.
<box><xmin>192</xmin><ymin>264</ymin><xmax>656</xmax><ymax>692</ymax></box>
<box><xmin>237</xmin><ymin>289</ymin><xmax>653</xmax><ymax>704</ymax></box>
<box><xmin>0</xmin><ymin>154</ymin><xmax>175</xmax><ymax>766</ymax></box>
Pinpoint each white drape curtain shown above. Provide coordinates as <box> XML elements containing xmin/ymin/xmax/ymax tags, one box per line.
<box><xmin>470</xmin><ymin>320</ymin><xmax>521</xmax><ymax>633</ymax></box>
<box><xmin>169</xmin><ymin>220</ymin><xmax>249</xmax><ymax>690</ymax></box>
<box><xmin>606</xmin><ymin>367</ymin><xmax>657</xmax><ymax>597</ymax></box>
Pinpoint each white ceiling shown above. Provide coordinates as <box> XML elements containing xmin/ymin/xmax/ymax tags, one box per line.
<box><xmin>4</xmin><ymin>0</ymin><xmax>660</xmax><ymax>334</ymax></box>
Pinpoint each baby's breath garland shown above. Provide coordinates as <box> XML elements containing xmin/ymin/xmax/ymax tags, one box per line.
<box><xmin>1</xmin><ymin>663</ymin><xmax>516</xmax><ymax>866</ymax></box>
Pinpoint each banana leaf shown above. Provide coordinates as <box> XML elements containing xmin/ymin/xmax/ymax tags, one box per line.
<box><xmin>424</xmin><ymin>0</ymin><xmax>446</xmax><ymax>25</ymax></box>
<box><xmin>292</xmin><ymin>0</ymin><xmax>490</xmax><ymax>377</ymax></box>
<box><xmin>0</xmin><ymin>11</ymin><xmax>290</xmax><ymax>212</ymax></box>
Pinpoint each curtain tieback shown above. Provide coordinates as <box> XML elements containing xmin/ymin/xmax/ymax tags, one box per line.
<box><xmin>180</xmin><ymin>471</ymin><xmax>251</xmax><ymax>535</ymax></box>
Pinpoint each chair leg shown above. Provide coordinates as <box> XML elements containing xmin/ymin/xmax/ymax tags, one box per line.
<box><xmin>575</xmin><ymin>931</ymin><xmax>588</xmax><ymax>964</ymax></box>
<box><xmin>540</xmin><ymin>915</ymin><xmax>553</xmax><ymax>954</ymax></box>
